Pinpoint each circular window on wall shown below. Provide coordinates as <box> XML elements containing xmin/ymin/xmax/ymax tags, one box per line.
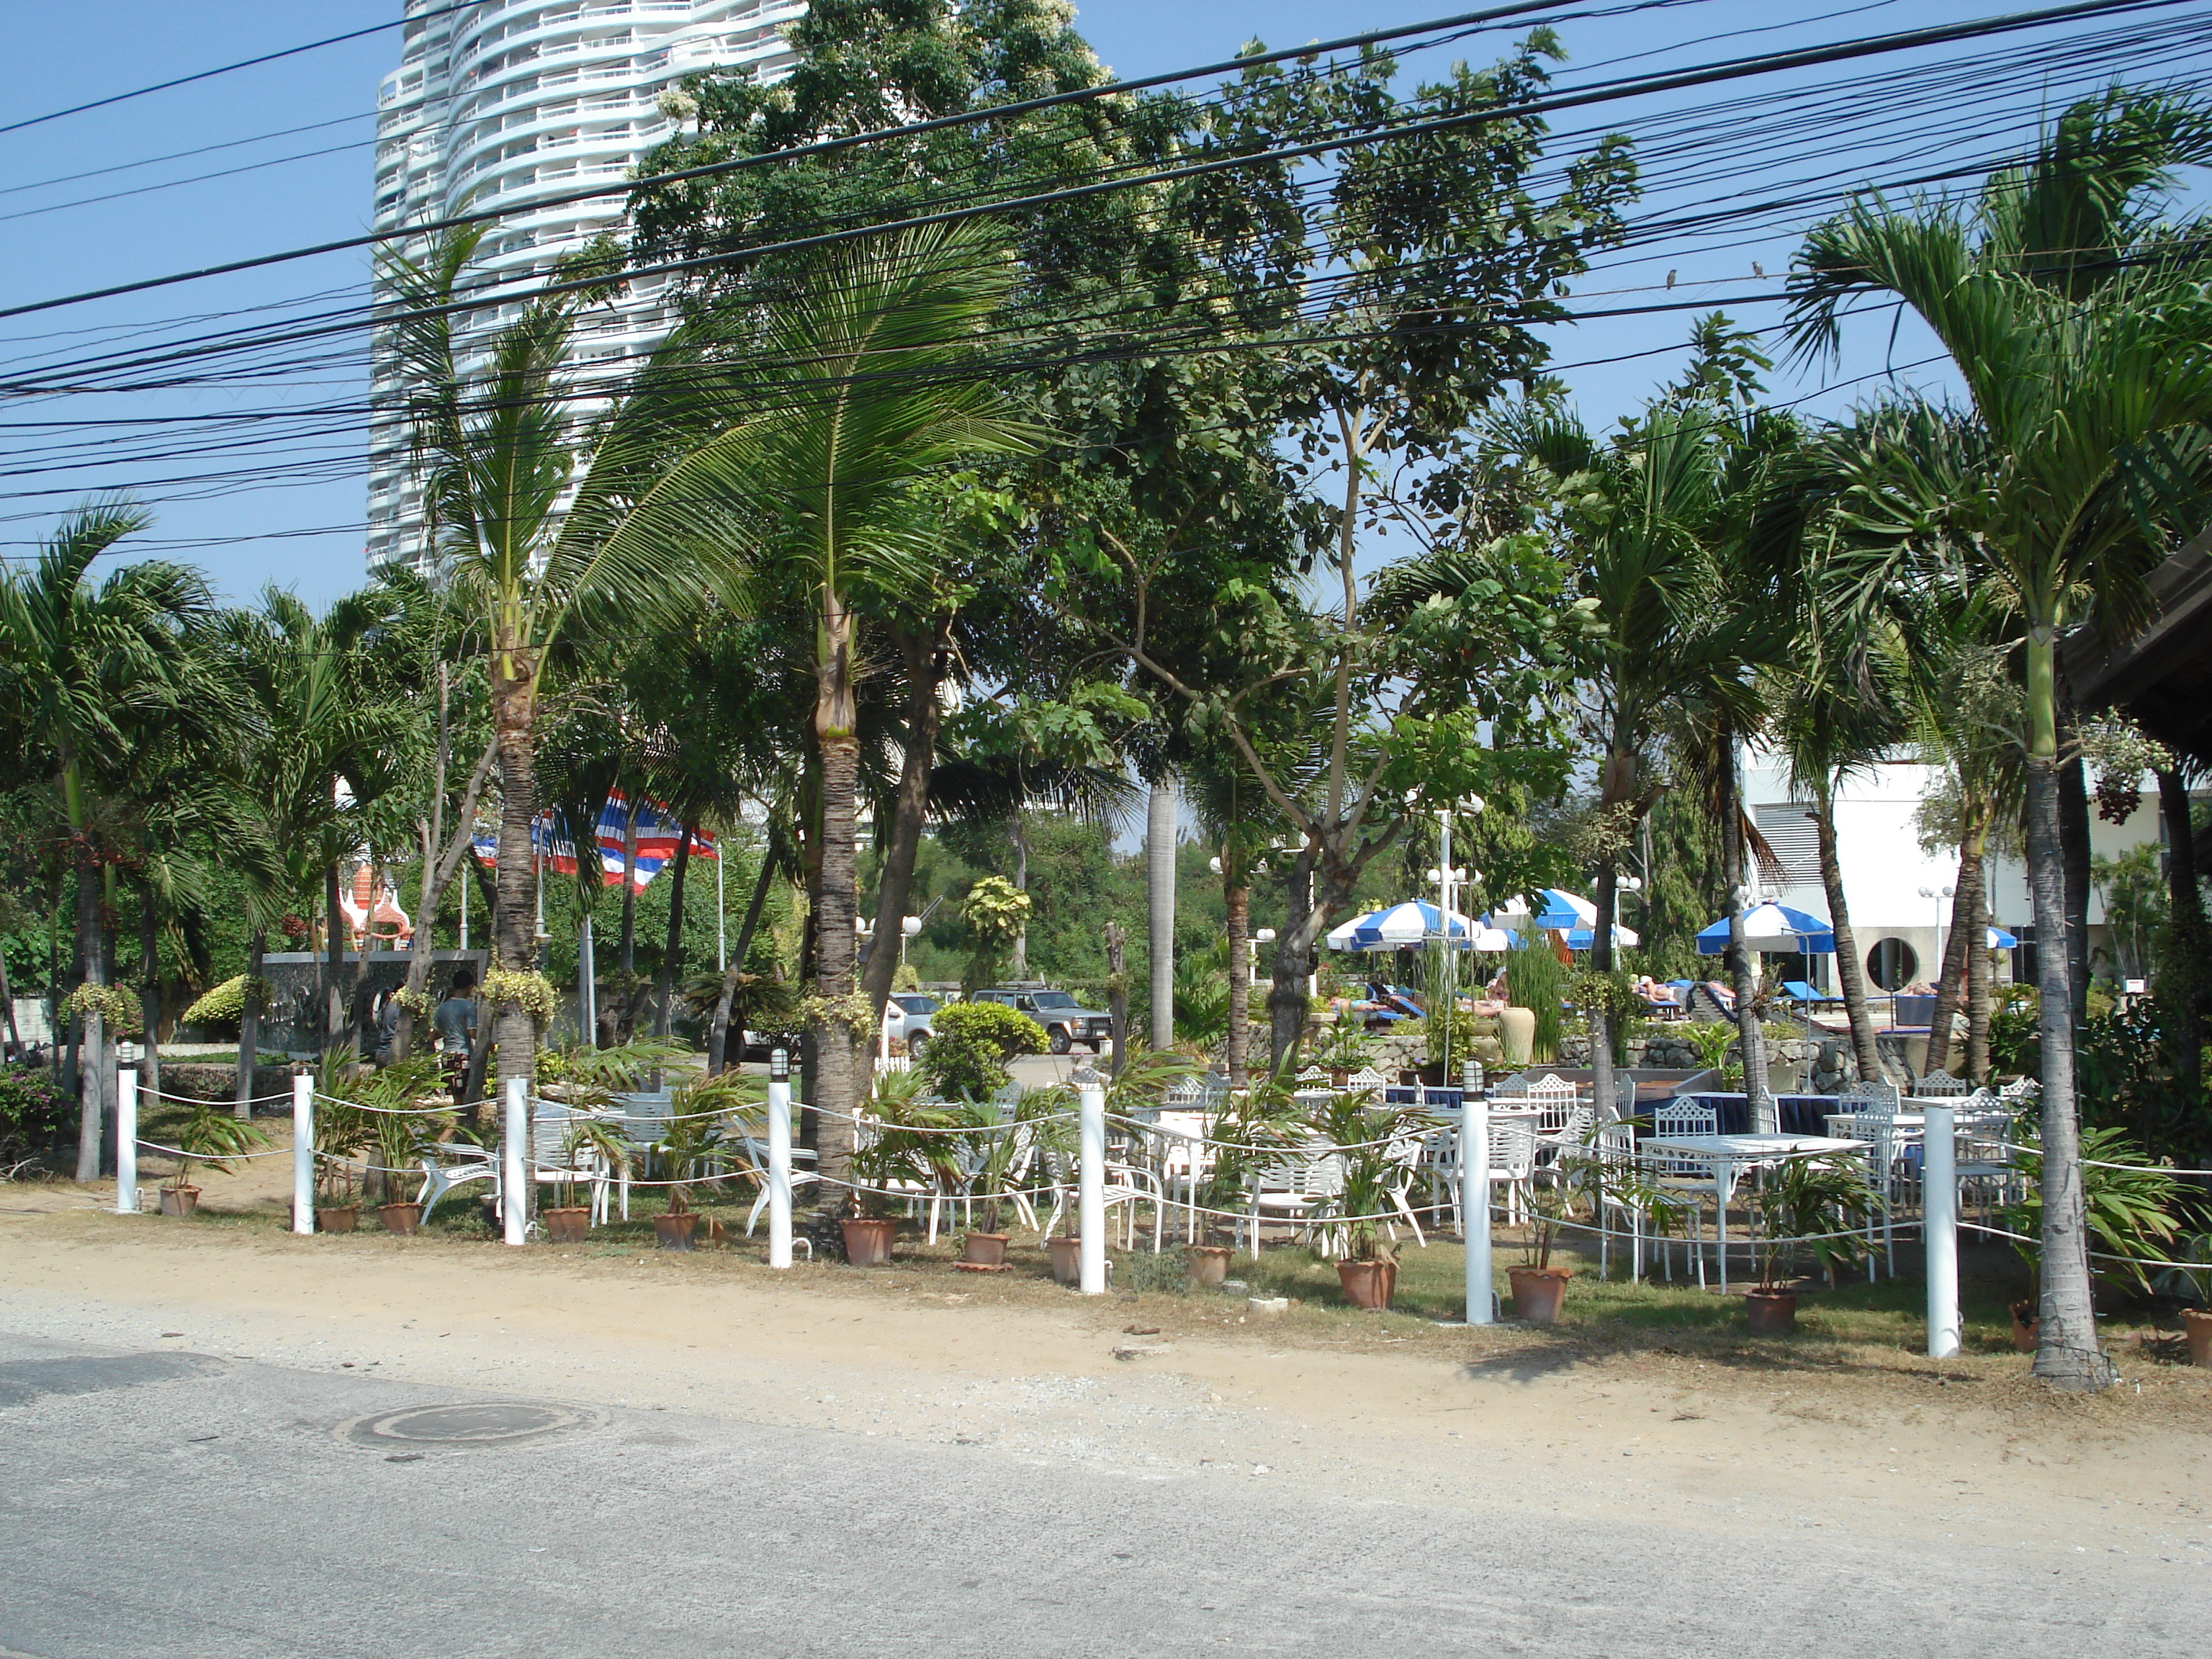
<box><xmin>1866</xmin><ymin>938</ymin><xmax>1920</xmax><ymax>992</ymax></box>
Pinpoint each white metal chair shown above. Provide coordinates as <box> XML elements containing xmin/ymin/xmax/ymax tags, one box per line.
<box><xmin>1836</xmin><ymin>1079</ymin><xmax>1902</xmax><ymax>1118</ymax></box>
<box><xmin>1244</xmin><ymin>1143</ymin><xmax>1344</xmax><ymax>1255</ymax></box>
<box><xmin>1845</xmin><ymin>1110</ymin><xmax>1902</xmax><ymax>1277</ymax></box>
<box><xmin>1915</xmin><ymin>1069</ymin><xmax>1970</xmax><ymax>1097</ymax></box>
<box><xmin>1484</xmin><ymin>1120</ymin><xmax>1539</xmax><ymax>1228</ymax></box>
<box><xmin>1591</xmin><ymin>1121</ymin><xmax>1705</xmax><ymax>1286</ymax></box>
<box><xmin>1039</xmin><ymin>1145</ymin><xmax>1166</xmax><ymax>1251</ymax></box>
<box><xmin>1525</xmin><ymin>1074</ymin><xmax>1581</xmax><ymax>1133</ymax></box>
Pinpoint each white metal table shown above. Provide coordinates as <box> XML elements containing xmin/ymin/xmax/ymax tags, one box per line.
<box><xmin>1642</xmin><ymin>1133</ymin><xmax>1868</xmax><ymax>1293</ymax></box>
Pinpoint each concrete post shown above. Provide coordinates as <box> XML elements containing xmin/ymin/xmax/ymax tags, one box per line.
<box><xmin>1078</xmin><ymin>1068</ymin><xmax>1105</xmax><ymax>1294</ymax></box>
<box><xmin>1923</xmin><ymin>1102</ymin><xmax>1959</xmax><ymax>1359</ymax></box>
<box><xmin>767</xmin><ymin>1060</ymin><xmax>793</xmax><ymax>1270</ymax></box>
<box><xmin>115</xmin><ymin>1069</ymin><xmax>137</xmax><ymax>1214</ymax></box>
<box><xmin>1462</xmin><ymin>1084</ymin><xmax>1491</xmax><ymax>1325</ymax></box>
<box><xmin>292</xmin><ymin>1073</ymin><xmax>314</xmax><ymax>1236</ymax></box>
<box><xmin>503</xmin><ymin>1076</ymin><xmax>528</xmax><ymax>1246</ymax></box>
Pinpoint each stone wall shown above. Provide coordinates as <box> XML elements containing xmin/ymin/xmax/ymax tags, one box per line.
<box><xmin>148</xmin><ymin>1062</ymin><xmax>300</xmax><ymax>1110</ymax></box>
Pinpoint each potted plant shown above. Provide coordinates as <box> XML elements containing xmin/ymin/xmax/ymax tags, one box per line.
<box><xmin>1748</xmin><ymin>1153</ymin><xmax>1879</xmax><ymax>1334</ymax></box>
<box><xmin>370</xmin><ymin>1106</ymin><xmax>431</xmax><ymax>1235</ymax></box>
<box><xmin>649</xmin><ymin>1107</ymin><xmax>727</xmax><ymax>1251</ymax></box>
<box><xmin>2002</xmin><ymin>1123</ymin><xmax>2179</xmax><ymax>1349</ymax></box>
<box><xmin>1508</xmin><ymin>1179</ymin><xmax>1574</xmax><ymax>1323</ymax></box>
<box><xmin>1312</xmin><ymin>1087</ymin><xmax>1434</xmax><ymax>1313</ymax></box>
<box><xmin>1310</xmin><ymin>1022</ymin><xmax>1372</xmax><ymax>1089</ymax></box>
<box><xmin>1186</xmin><ymin>1243</ymin><xmax>1233</xmax><ymax>1287</ymax></box>
<box><xmin>547</xmin><ymin>1115</ymin><xmax>631</xmax><ymax>1243</ymax></box>
<box><xmin>310</xmin><ymin>1096</ymin><xmax>370</xmax><ymax>1233</ymax></box>
<box><xmin>2153</xmin><ymin>1232</ymin><xmax>2212</xmax><ymax>1368</ymax></box>
<box><xmin>161</xmin><ymin>1099</ymin><xmax>269</xmax><ymax>1216</ymax></box>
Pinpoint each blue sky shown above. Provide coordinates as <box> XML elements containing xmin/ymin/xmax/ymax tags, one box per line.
<box><xmin>0</xmin><ymin>1</ymin><xmax>2203</xmax><ymax>606</ymax></box>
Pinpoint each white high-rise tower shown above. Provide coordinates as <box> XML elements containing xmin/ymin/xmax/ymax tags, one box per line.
<box><xmin>366</xmin><ymin>0</ymin><xmax>803</xmax><ymax>570</ymax></box>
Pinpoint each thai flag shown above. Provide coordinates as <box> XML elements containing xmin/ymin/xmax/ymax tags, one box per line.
<box><xmin>533</xmin><ymin>811</ymin><xmax>583</xmax><ymax>877</ymax></box>
<box><xmin>595</xmin><ymin>793</ymin><xmax>714</xmax><ymax>886</ymax></box>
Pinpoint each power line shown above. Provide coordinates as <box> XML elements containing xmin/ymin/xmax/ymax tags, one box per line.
<box><xmin>0</xmin><ymin>1</ymin><xmax>474</xmax><ymax>136</ymax></box>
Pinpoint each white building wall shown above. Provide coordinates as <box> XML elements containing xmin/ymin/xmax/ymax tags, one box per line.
<box><xmin>367</xmin><ymin>0</ymin><xmax>804</xmax><ymax>570</ymax></box>
<box><xmin>1740</xmin><ymin>750</ymin><xmax>2174</xmax><ymax>992</ymax></box>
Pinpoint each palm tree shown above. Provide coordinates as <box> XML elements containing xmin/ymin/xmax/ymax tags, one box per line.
<box><xmin>0</xmin><ymin>503</ymin><xmax>222</xmax><ymax>1178</ymax></box>
<box><xmin>378</xmin><ymin>227</ymin><xmax>627</xmax><ymax>1103</ymax></box>
<box><xmin>1788</xmin><ymin>88</ymin><xmax>2212</xmax><ymax>1390</ymax></box>
<box><xmin>558</xmin><ymin>222</ymin><xmax>1037</xmax><ymax>1238</ymax></box>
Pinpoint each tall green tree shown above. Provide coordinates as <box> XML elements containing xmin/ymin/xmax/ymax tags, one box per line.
<box><xmin>1789</xmin><ymin>87</ymin><xmax>2212</xmax><ymax>1390</ymax></box>
<box><xmin>0</xmin><ymin>503</ymin><xmax>222</xmax><ymax>1179</ymax></box>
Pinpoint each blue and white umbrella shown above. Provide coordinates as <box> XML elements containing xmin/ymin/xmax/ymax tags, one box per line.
<box><xmin>1987</xmin><ymin>925</ymin><xmax>2020</xmax><ymax>950</ymax></box>
<box><xmin>1325</xmin><ymin>901</ymin><xmax>1513</xmax><ymax>951</ymax></box>
<box><xmin>1696</xmin><ymin>901</ymin><xmax>1836</xmax><ymax>956</ymax></box>
<box><xmin>1493</xmin><ymin>888</ymin><xmax>1598</xmax><ymax>932</ymax></box>
<box><xmin>1563</xmin><ymin>920</ymin><xmax>1641</xmax><ymax>950</ymax></box>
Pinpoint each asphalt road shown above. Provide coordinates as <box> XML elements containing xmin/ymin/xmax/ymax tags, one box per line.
<box><xmin>0</xmin><ymin>1326</ymin><xmax>2188</xmax><ymax>1658</ymax></box>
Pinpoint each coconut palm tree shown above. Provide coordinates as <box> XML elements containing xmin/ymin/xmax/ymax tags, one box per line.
<box><xmin>554</xmin><ymin>222</ymin><xmax>1038</xmax><ymax>1238</ymax></box>
<box><xmin>0</xmin><ymin>503</ymin><xmax>224</xmax><ymax>1178</ymax></box>
<box><xmin>1788</xmin><ymin>87</ymin><xmax>2212</xmax><ymax>1390</ymax></box>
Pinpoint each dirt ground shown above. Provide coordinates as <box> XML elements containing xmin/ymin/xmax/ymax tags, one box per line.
<box><xmin>6</xmin><ymin>1143</ymin><xmax>2212</xmax><ymax>1567</ymax></box>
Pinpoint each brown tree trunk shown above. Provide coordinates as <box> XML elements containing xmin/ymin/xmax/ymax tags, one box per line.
<box><xmin>1966</xmin><ymin>860</ymin><xmax>1994</xmax><ymax>1083</ymax></box>
<box><xmin>810</xmin><ymin>601</ymin><xmax>860</xmax><ymax>1241</ymax></box>
<box><xmin>2059</xmin><ymin>746</ymin><xmax>2092</xmax><ymax>1022</ymax></box>
<box><xmin>710</xmin><ymin>840</ymin><xmax>778</xmax><ymax>1075</ymax></box>
<box><xmin>2158</xmin><ymin>767</ymin><xmax>2205</xmax><ymax>1104</ymax></box>
<box><xmin>2025</xmin><ymin>752</ymin><xmax>2110</xmax><ymax>1390</ymax></box>
<box><xmin>1271</xmin><ymin>848</ymin><xmax>1353</xmax><ymax>1071</ymax></box>
<box><xmin>1104</xmin><ymin>920</ymin><xmax>1128</xmax><ymax>1080</ymax></box>
<box><xmin>489</xmin><ymin>648</ymin><xmax>541</xmax><ymax>1205</ymax></box>
<box><xmin>862</xmin><ymin>621</ymin><xmax>948</xmax><ymax>1020</ymax></box>
<box><xmin>1718</xmin><ymin>737</ymin><xmax>1772</xmax><ymax>1127</ymax></box>
<box><xmin>1812</xmin><ymin>786</ymin><xmax>1884</xmax><ymax>1084</ymax></box>
<box><xmin>1223</xmin><ymin>877</ymin><xmax>1251</xmax><ymax>1084</ymax></box>
<box><xmin>1922</xmin><ymin>835</ymin><xmax>1981</xmax><ymax>1079</ymax></box>
<box><xmin>395</xmin><ymin>737</ymin><xmax>497</xmax><ymax>1062</ymax></box>
<box><xmin>235</xmin><ymin>929</ymin><xmax>266</xmax><ymax>1120</ymax></box>
<box><xmin>324</xmin><ymin>862</ymin><xmax>346</xmax><ymax>1053</ymax></box>
<box><xmin>654</xmin><ymin>832</ymin><xmax>691</xmax><ymax>1042</ymax></box>
<box><xmin>73</xmin><ymin>844</ymin><xmax>106</xmax><ymax>1182</ymax></box>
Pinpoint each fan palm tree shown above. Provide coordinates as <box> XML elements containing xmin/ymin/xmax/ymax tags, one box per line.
<box><xmin>1787</xmin><ymin>87</ymin><xmax>2212</xmax><ymax>1390</ymax></box>
<box><xmin>557</xmin><ymin>221</ymin><xmax>1039</xmax><ymax>1236</ymax></box>
<box><xmin>0</xmin><ymin>503</ymin><xmax>224</xmax><ymax>1179</ymax></box>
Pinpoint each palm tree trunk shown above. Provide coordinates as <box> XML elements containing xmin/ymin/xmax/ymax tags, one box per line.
<box><xmin>489</xmin><ymin>649</ymin><xmax>541</xmax><ymax>1168</ymax></box>
<box><xmin>1814</xmin><ymin>785</ymin><xmax>1884</xmax><ymax>1084</ymax></box>
<box><xmin>1965</xmin><ymin>858</ymin><xmax>1994</xmax><ymax>1083</ymax></box>
<box><xmin>139</xmin><ymin>889</ymin><xmax>161</xmax><ymax>1103</ymax></box>
<box><xmin>709</xmin><ymin>842</ymin><xmax>778</xmax><ymax>1076</ymax></box>
<box><xmin>236</xmin><ymin>929</ymin><xmax>265</xmax><ymax>1120</ymax></box>
<box><xmin>863</xmin><ymin>624</ymin><xmax>948</xmax><ymax>1020</ymax></box>
<box><xmin>66</xmin><ymin>763</ymin><xmax>107</xmax><ymax>1182</ymax></box>
<box><xmin>1147</xmin><ymin>781</ymin><xmax>1177</xmax><ymax>1050</ymax></box>
<box><xmin>1223</xmin><ymin>877</ymin><xmax>1251</xmax><ymax>1084</ymax></box>
<box><xmin>1718</xmin><ymin>736</ymin><xmax>1771</xmax><ymax>1128</ymax></box>
<box><xmin>324</xmin><ymin>863</ymin><xmax>346</xmax><ymax>1053</ymax></box>
<box><xmin>2024</xmin><ymin>754</ymin><xmax>2108</xmax><ymax>1389</ymax></box>
<box><xmin>811</xmin><ymin>603</ymin><xmax>861</xmax><ymax>1241</ymax></box>
<box><xmin>1922</xmin><ymin>838</ymin><xmax>1980</xmax><ymax>1079</ymax></box>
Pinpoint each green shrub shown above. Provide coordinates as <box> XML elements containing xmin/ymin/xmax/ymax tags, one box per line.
<box><xmin>922</xmin><ymin>1001</ymin><xmax>1047</xmax><ymax>1101</ymax></box>
<box><xmin>1504</xmin><ymin>943</ymin><xmax>1565</xmax><ymax>1061</ymax></box>
<box><xmin>0</xmin><ymin>1066</ymin><xmax>69</xmax><ymax>1162</ymax></box>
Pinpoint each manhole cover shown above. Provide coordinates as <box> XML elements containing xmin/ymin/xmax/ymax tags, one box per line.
<box><xmin>340</xmin><ymin>1402</ymin><xmax>598</xmax><ymax>1449</ymax></box>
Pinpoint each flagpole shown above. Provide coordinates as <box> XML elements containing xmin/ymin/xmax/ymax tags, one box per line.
<box><xmin>459</xmin><ymin>861</ymin><xmax>468</xmax><ymax>952</ymax></box>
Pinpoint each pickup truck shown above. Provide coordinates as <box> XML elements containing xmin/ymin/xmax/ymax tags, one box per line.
<box><xmin>973</xmin><ymin>985</ymin><xmax>1113</xmax><ymax>1055</ymax></box>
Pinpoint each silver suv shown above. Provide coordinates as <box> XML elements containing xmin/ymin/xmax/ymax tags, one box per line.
<box><xmin>974</xmin><ymin>985</ymin><xmax>1112</xmax><ymax>1055</ymax></box>
<box><xmin>885</xmin><ymin>992</ymin><xmax>940</xmax><ymax>1058</ymax></box>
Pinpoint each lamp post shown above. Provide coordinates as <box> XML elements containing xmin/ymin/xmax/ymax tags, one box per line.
<box><xmin>1252</xmin><ymin>927</ymin><xmax>1276</xmax><ymax>986</ymax></box>
<box><xmin>1917</xmin><ymin>883</ymin><xmax>1954</xmax><ymax>985</ymax></box>
<box><xmin>766</xmin><ymin>1046</ymin><xmax>793</xmax><ymax>1269</ymax></box>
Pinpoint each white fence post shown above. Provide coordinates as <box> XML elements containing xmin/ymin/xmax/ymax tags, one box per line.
<box><xmin>1462</xmin><ymin>1082</ymin><xmax>1491</xmax><ymax>1325</ymax></box>
<box><xmin>503</xmin><ymin>1076</ymin><xmax>528</xmax><ymax>1246</ymax></box>
<box><xmin>767</xmin><ymin>1048</ymin><xmax>793</xmax><ymax>1269</ymax></box>
<box><xmin>1923</xmin><ymin>1102</ymin><xmax>1960</xmax><ymax>1359</ymax></box>
<box><xmin>1077</xmin><ymin>1064</ymin><xmax>1105</xmax><ymax>1295</ymax></box>
<box><xmin>115</xmin><ymin>1069</ymin><xmax>138</xmax><ymax>1215</ymax></box>
<box><xmin>292</xmin><ymin>1074</ymin><xmax>315</xmax><ymax>1236</ymax></box>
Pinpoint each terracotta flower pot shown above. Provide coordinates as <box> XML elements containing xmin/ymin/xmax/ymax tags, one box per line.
<box><xmin>1745</xmin><ymin>1288</ymin><xmax>1799</xmax><ymax>1335</ymax></box>
<box><xmin>543</xmin><ymin>1206</ymin><xmax>590</xmax><ymax>1244</ymax></box>
<box><xmin>315</xmin><ymin>1205</ymin><xmax>358</xmax><ymax>1234</ymax></box>
<box><xmin>1508</xmin><ymin>1264</ymin><xmax>1572</xmax><ymax>1324</ymax></box>
<box><xmin>2182</xmin><ymin>1308</ymin><xmax>2212</xmax><ymax>1369</ymax></box>
<box><xmin>961</xmin><ymin>1231</ymin><xmax>1010</xmax><ymax>1267</ymax></box>
<box><xmin>377</xmin><ymin>1202</ymin><xmax>422</xmax><ymax>1236</ymax></box>
<box><xmin>841</xmin><ymin>1216</ymin><xmax>894</xmax><ymax>1266</ymax></box>
<box><xmin>653</xmin><ymin>1211</ymin><xmax>698</xmax><ymax>1251</ymax></box>
<box><xmin>1047</xmin><ymin>1234</ymin><xmax>1082</xmax><ymax>1285</ymax></box>
<box><xmin>1338</xmin><ymin>1257</ymin><xmax>1397</xmax><ymax>1310</ymax></box>
<box><xmin>159</xmin><ymin>1185</ymin><xmax>200</xmax><ymax>1218</ymax></box>
<box><xmin>1186</xmin><ymin>1244</ymin><xmax>1233</xmax><ymax>1288</ymax></box>
<box><xmin>2010</xmin><ymin>1300</ymin><xmax>2040</xmax><ymax>1353</ymax></box>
